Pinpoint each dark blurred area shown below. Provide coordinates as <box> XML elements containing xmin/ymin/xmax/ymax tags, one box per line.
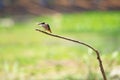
<box><xmin>0</xmin><ymin>0</ymin><xmax>120</xmax><ymax>15</ymax></box>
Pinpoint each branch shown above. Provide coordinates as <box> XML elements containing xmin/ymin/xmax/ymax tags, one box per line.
<box><xmin>35</xmin><ymin>29</ymin><xmax>107</xmax><ymax>80</ymax></box>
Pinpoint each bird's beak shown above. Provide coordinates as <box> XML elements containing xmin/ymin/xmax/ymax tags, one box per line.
<box><xmin>38</xmin><ymin>23</ymin><xmax>41</xmax><ymax>25</ymax></box>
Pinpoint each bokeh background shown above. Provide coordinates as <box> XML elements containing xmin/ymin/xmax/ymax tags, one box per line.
<box><xmin>0</xmin><ymin>0</ymin><xmax>120</xmax><ymax>80</ymax></box>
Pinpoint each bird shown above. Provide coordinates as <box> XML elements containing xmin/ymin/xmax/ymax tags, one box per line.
<box><xmin>38</xmin><ymin>22</ymin><xmax>52</xmax><ymax>33</ymax></box>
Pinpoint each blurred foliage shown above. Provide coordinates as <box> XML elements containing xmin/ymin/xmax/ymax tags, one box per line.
<box><xmin>0</xmin><ymin>11</ymin><xmax>120</xmax><ymax>79</ymax></box>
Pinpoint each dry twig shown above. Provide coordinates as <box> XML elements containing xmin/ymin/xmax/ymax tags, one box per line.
<box><xmin>35</xmin><ymin>29</ymin><xmax>107</xmax><ymax>80</ymax></box>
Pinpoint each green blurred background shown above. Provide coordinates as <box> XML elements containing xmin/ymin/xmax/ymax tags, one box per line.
<box><xmin>0</xmin><ymin>0</ymin><xmax>120</xmax><ymax>80</ymax></box>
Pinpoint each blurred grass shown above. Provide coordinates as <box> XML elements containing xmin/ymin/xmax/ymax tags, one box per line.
<box><xmin>0</xmin><ymin>11</ymin><xmax>120</xmax><ymax>79</ymax></box>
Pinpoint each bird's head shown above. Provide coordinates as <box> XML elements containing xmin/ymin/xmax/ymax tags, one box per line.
<box><xmin>38</xmin><ymin>22</ymin><xmax>45</xmax><ymax>25</ymax></box>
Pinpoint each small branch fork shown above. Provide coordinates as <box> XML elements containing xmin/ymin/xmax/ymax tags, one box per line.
<box><xmin>35</xmin><ymin>29</ymin><xmax>107</xmax><ymax>80</ymax></box>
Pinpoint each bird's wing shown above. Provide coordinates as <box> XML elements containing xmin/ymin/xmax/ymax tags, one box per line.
<box><xmin>46</xmin><ymin>24</ymin><xmax>52</xmax><ymax>33</ymax></box>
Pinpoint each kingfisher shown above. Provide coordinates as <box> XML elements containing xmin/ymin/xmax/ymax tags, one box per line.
<box><xmin>38</xmin><ymin>22</ymin><xmax>52</xmax><ymax>33</ymax></box>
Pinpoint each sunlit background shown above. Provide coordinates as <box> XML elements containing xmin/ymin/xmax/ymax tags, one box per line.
<box><xmin>0</xmin><ymin>0</ymin><xmax>120</xmax><ymax>80</ymax></box>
